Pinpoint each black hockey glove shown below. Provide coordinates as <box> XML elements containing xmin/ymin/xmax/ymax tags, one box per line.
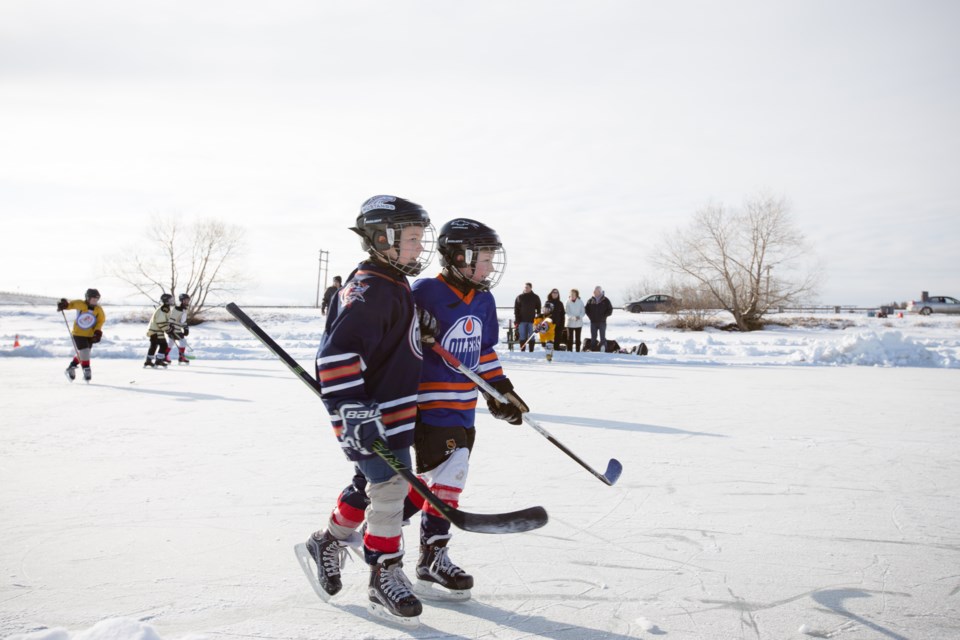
<box><xmin>417</xmin><ymin>307</ymin><xmax>438</xmax><ymax>345</ymax></box>
<box><xmin>337</xmin><ymin>400</ymin><xmax>387</xmax><ymax>460</ymax></box>
<box><xmin>482</xmin><ymin>378</ymin><xmax>529</xmax><ymax>425</ymax></box>
<box><xmin>92</xmin><ymin>330</ymin><xmax>102</xmax><ymax>343</ymax></box>
<box><xmin>57</xmin><ymin>298</ymin><xmax>69</xmax><ymax>311</ymax></box>
<box><xmin>183</xmin><ymin>327</ymin><xmax>190</xmax><ymax>337</ymax></box>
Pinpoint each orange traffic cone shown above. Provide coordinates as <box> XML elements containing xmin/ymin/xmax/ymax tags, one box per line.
<box><xmin>14</xmin><ymin>334</ymin><xmax>20</xmax><ymax>348</ymax></box>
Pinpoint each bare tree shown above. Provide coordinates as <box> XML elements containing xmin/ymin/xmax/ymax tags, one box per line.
<box><xmin>656</xmin><ymin>194</ymin><xmax>819</xmax><ymax>331</ymax></box>
<box><xmin>107</xmin><ymin>215</ymin><xmax>247</xmax><ymax>321</ymax></box>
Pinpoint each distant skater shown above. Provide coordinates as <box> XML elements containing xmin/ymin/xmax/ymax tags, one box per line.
<box><xmin>58</xmin><ymin>288</ymin><xmax>105</xmax><ymax>383</ymax></box>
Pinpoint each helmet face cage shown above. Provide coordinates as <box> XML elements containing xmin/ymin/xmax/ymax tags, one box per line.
<box><xmin>353</xmin><ymin>196</ymin><xmax>436</xmax><ymax>277</ymax></box>
<box><xmin>444</xmin><ymin>243</ymin><xmax>506</xmax><ymax>291</ymax></box>
<box><xmin>438</xmin><ymin>218</ymin><xmax>506</xmax><ymax>291</ymax></box>
<box><xmin>362</xmin><ymin>221</ymin><xmax>436</xmax><ymax>277</ymax></box>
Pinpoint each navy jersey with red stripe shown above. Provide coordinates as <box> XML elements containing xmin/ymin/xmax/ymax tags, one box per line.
<box><xmin>412</xmin><ymin>273</ymin><xmax>506</xmax><ymax>428</ymax></box>
<box><xmin>316</xmin><ymin>261</ymin><xmax>423</xmax><ymax>459</ymax></box>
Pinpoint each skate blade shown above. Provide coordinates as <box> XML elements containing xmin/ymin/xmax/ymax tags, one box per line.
<box><xmin>293</xmin><ymin>543</ymin><xmax>334</xmax><ymax>603</ymax></box>
<box><xmin>64</xmin><ymin>370</ymin><xmax>75</xmax><ymax>382</ymax></box>
<box><xmin>367</xmin><ymin>601</ymin><xmax>420</xmax><ymax>628</ymax></box>
<box><xmin>414</xmin><ymin>579</ymin><xmax>471</xmax><ymax>602</ymax></box>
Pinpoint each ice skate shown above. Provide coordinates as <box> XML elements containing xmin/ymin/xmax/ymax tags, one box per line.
<box><xmin>144</xmin><ymin>358</ymin><xmax>156</xmax><ymax>368</ymax></box>
<box><xmin>368</xmin><ymin>551</ymin><xmax>421</xmax><ymax>627</ymax></box>
<box><xmin>65</xmin><ymin>364</ymin><xmax>77</xmax><ymax>382</ymax></box>
<box><xmin>294</xmin><ymin>530</ymin><xmax>351</xmax><ymax>601</ymax></box>
<box><xmin>156</xmin><ymin>357</ymin><xmax>168</xmax><ymax>368</ymax></box>
<box><xmin>82</xmin><ymin>366</ymin><xmax>92</xmax><ymax>383</ymax></box>
<box><xmin>414</xmin><ymin>535</ymin><xmax>472</xmax><ymax>602</ymax></box>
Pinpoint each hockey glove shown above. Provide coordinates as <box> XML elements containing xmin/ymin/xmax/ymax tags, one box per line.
<box><xmin>338</xmin><ymin>400</ymin><xmax>387</xmax><ymax>460</ymax></box>
<box><xmin>417</xmin><ymin>306</ymin><xmax>438</xmax><ymax>345</ymax></box>
<box><xmin>482</xmin><ymin>378</ymin><xmax>529</xmax><ymax>425</ymax></box>
<box><xmin>57</xmin><ymin>298</ymin><xmax>69</xmax><ymax>311</ymax></box>
<box><xmin>92</xmin><ymin>330</ymin><xmax>103</xmax><ymax>343</ymax></box>
<box><xmin>183</xmin><ymin>327</ymin><xmax>189</xmax><ymax>337</ymax></box>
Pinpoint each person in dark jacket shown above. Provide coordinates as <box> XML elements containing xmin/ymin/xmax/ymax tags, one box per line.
<box><xmin>545</xmin><ymin>288</ymin><xmax>566</xmax><ymax>350</ymax></box>
<box><xmin>585</xmin><ymin>285</ymin><xmax>613</xmax><ymax>352</ymax></box>
<box><xmin>321</xmin><ymin>275</ymin><xmax>342</xmax><ymax>315</ymax></box>
<box><xmin>513</xmin><ymin>282</ymin><xmax>541</xmax><ymax>352</ymax></box>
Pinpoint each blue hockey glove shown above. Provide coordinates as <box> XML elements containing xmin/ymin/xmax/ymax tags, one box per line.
<box><xmin>482</xmin><ymin>378</ymin><xmax>529</xmax><ymax>425</ymax></box>
<box><xmin>338</xmin><ymin>400</ymin><xmax>387</xmax><ymax>459</ymax></box>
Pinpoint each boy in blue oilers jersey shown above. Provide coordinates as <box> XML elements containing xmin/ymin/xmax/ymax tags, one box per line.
<box><xmin>304</xmin><ymin>195</ymin><xmax>437</xmax><ymax>625</ymax></box>
<box><xmin>405</xmin><ymin>218</ymin><xmax>530</xmax><ymax>601</ymax></box>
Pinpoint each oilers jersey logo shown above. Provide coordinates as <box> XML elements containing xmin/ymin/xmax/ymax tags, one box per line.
<box><xmin>441</xmin><ymin>315</ymin><xmax>482</xmax><ymax>372</ymax></box>
<box><xmin>409</xmin><ymin>315</ymin><xmax>424</xmax><ymax>360</ymax></box>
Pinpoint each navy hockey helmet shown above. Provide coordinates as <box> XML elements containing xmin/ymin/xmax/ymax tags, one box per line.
<box><xmin>543</xmin><ymin>302</ymin><xmax>554</xmax><ymax>314</ymax></box>
<box><xmin>85</xmin><ymin>288</ymin><xmax>101</xmax><ymax>300</ymax></box>
<box><xmin>350</xmin><ymin>195</ymin><xmax>436</xmax><ymax>276</ymax></box>
<box><xmin>178</xmin><ymin>293</ymin><xmax>191</xmax><ymax>304</ymax></box>
<box><xmin>437</xmin><ymin>218</ymin><xmax>507</xmax><ymax>291</ymax></box>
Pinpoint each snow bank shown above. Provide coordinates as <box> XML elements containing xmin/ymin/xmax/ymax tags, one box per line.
<box><xmin>5</xmin><ymin>617</ymin><xmax>206</xmax><ymax>640</ymax></box>
<box><xmin>2</xmin><ymin>305</ymin><xmax>959</xmax><ymax>368</ymax></box>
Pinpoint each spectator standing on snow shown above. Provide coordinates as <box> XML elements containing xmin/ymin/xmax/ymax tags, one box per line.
<box><xmin>303</xmin><ymin>195</ymin><xmax>435</xmax><ymax>625</ymax></box>
<box><xmin>513</xmin><ymin>282</ymin><xmax>541</xmax><ymax>352</ymax></box>
<box><xmin>564</xmin><ymin>288</ymin><xmax>585</xmax><ymax>352</ymax></box>
<box><xmin>321</xmin><ymin>275</ymin><xmax>342</xmax><ymax>315</ymax></box>
<box><xmin>585</xmin><ymin>285</ymin><xmax>613</xmax><ymax>352</ymax></box>
<box><xmin>58</xmin><ymin>288</ymin><xmax>105</xmax><ymax>383</ymax></box>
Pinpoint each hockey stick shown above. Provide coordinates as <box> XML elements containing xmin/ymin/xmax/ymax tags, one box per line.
<box><xmin>60</xmin><ymin>310</ymin><xmax>84</xmax><ymax>363</ymax></box>
<box><xmin>429</xmin><ymin>341</ymin><xmax>623</xmax><ymax>486</ymax></box>
<box><xmin>225</xmin><ymin>302</ymin><xmax>548</xmax><ymax>534</ymax></box>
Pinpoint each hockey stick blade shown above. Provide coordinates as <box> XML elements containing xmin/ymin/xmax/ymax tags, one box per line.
<box><xmin>226</xmin><ymin>302</ymin><xmax>548</xmax><ymax>535</ymax></box>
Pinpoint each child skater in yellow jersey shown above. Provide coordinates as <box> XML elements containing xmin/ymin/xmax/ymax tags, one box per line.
<box><xmin>533</xmin><ymin>302</ymin><xmax>557</xmax><ymax>361</ymax></box>
<box><xmin>57</xmin><ymin>288</ymin><xmax>105</xmax><ymax>382</ymax></box>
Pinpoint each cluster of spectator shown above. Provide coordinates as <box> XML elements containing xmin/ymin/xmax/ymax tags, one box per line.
<box><xmin>513</xmin><ymin>283</ymin><xmax>613</xmax><ymax>352</ymax></box>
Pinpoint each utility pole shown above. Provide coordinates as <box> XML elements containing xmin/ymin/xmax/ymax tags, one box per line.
<box><xmin>315</xmin><ymin>249</ymin><xmax>330</xmax><ymax>307</ymax></box>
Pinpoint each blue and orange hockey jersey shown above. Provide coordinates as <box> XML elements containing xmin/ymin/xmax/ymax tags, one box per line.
<box><xmin>316</xmin><ymin>261</ymin><xmax>423</xmax><ymax>459</ymax></box>
<box><xmin>412</xmin><ymin>273</ymin><xmax>507</xmax><ymax>428</ymax></box>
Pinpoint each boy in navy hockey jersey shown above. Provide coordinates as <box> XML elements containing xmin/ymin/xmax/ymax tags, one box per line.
<box><xmin>304</xmin><ymin>195</ymin><xmax>436</xmax><ymax>625</ymax></box>
<box><xmin>405</xmin><ymin>218</ymin><xmax>529</xmax><ymax>601</ymax></box>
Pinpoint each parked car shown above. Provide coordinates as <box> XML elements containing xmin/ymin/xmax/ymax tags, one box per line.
<box><xmin>906</xmin><ymin>296</ymin><xmax>960</xmax><ymax>315</ymax></box>
<box><xmin>624</xmin><ymin>294</ymin><xmax>680</xmax><ymax>313</ymax></box>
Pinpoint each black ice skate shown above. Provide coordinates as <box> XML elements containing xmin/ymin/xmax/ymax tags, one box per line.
<box><xmin>65</xmin><ymin>365</ymin><xmax>77</xmax><ymax>382</ymax></box>
<box><xmin>155</xmin><ymin>357</ymin><xmax>168</xmax><ymax>368</ymax></box>
<box><xmin>414</xmin><ymin>535</ymin><xmax>473</xmax><ymax>601</ymax></box>
<box><xmin>302</xmin><ymin>531</ymin><xmax>349</xmax><ymax>600</ymax></box>
<box><xmin>144</xmin><ymin>358</ymin><xmax>156</xmax><ymax>368</ymax></box>
<box><xmin>82</xmin><ymin>366</ymin><xmax>92</xmax><ymax>382</ymax></box>
<box><xmin>368</xmin><ymin>551</ymin><xmax>422</xmax><ymax>627</ymax></box>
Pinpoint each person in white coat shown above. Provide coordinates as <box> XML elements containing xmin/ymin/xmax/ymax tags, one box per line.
<box><xmin>564</xmin><ymin>288</ymin><xmax>585</xmax><ymax>352</ymax></box>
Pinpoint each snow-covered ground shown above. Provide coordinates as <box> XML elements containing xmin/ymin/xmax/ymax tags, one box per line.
<box><xmin>2</xmin><ymin>305</ymin><xmax>959</xmax><ymax>640</ymax></box>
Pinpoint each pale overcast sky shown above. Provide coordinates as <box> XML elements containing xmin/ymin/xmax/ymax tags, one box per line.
<box><xmin>2</xmin><ymin>0</ymin><xmax>957</xmax><ymax>307</ymax></box>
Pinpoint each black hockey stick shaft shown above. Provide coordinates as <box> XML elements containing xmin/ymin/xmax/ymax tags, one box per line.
<box><xmin>225</xmin><ymin>302</ymin><xmax>547</xmax><ymax>534</ymax></box>
<box><xmin>430</xmin><ymin>341</ymin><xmax>622</xmax><ymax>486</ymax></box>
